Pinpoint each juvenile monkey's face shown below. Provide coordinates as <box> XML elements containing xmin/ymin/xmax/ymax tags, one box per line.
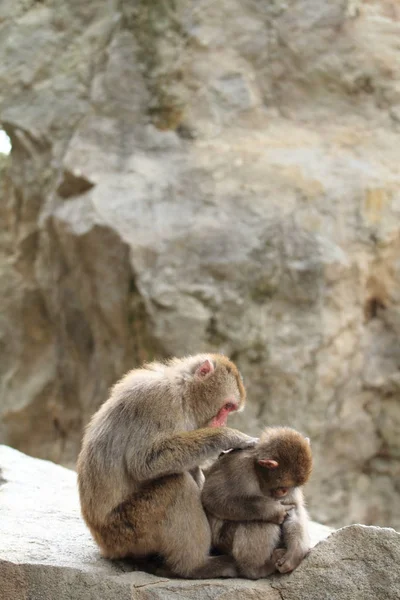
<box><xmin>257</xmin><ymin>463</ymin><xmax>298</xmax><ymax>490</ymax></box>
<box><xmin>188</xmin><ymin>355</ymin><xmax>246</xmax><ymax>428</ymax></box>
<box><xmin>256</xmin><ymin>427</ymin><xmax>313</xmax><ymax>488</ymax></box>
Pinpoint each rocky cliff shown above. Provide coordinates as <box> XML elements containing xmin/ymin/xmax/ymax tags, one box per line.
<box><xmin>0</xmin><ymin>0</ymin><xmax>399</xmax><ymax>529</ymax></box>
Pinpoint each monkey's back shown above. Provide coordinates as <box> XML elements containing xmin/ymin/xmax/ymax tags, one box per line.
<box><xmin>202</xmin><ymin>449</ymin><xmax>260</xmax><ymax>514</ymax></box>
<box><xmin>77</xmin><ymin>367</ymin><xmax>185</xmax><ymax>526</ymax></box>
<box><xmin>203</xmin><ymin>451</ymin><xmax>264</xmax><ymax>558</ymax></box>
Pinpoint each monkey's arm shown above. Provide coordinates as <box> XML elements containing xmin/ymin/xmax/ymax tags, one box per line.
<box><xmin>130</xmin><ymin>428</ymin><xmax>257</xmax><ymax>481</ymax></box>
<box><xmin>282</xmin><ymin>499</ymin><xmax>310</xmax><ymax>555</ymax></box>
<box><xmin>203</xmin><ymin>492</ymin><xmax>291</xmax><ymax>523</ymax></box>
<box><xmin>202</xmin><ymin>453</ymin><xmax>293</xmax><ymax>523</ymax></box>
<box><xmin>273</xmin><ymin>489</ymin><xmax>310</xmax><ymax>573</ymax></box>
<box><xmin>190</xmin><ymin>467</ymin><xmax>205</xmax><ymax>489</ymax></box>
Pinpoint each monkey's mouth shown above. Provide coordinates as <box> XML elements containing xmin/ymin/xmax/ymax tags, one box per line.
<box><xmin>209</xmin><ymin>402</ymin><xmax>238</xmax><ymax>427</ymax></box>
<box><xmin>271</xmin><ymin>487</ymin><xmax>289</xmax><ymax>498</ymax></box>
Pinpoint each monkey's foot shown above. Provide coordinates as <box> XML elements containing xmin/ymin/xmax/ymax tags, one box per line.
<box><xmin>239</xmin><ymin>560</ymin><xmax>276</xmax><ymax>580</ymax></box>
<box><xmin>272</xmin><ymin>548</ymin><xmax>307</xmax><ymax>574</ymax></box>
<box><xmin>183</xmin><ymin>555</ymin><xmax>238</xmax><ymax>579</ymax></box>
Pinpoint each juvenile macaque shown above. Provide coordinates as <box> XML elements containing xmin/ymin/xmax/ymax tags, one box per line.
<box><xmin>202</xmin><ymin>427</ymin><xmax>312</xmax><ymax>579</ymax></box>
<box><xmin>77</xmin><ymin>354</ymin><xmax>258</xmax><ymax>578</ymax></box>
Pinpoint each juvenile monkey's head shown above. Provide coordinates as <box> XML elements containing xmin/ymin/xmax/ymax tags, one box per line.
<box><xmin>255</xmin><ymin>427</ymin><xmax>312</xmax><ymax>493</ymax></box>
<box><xmin>181</xmin><ymin>354</ymin><xmax>246</xmax><ymax>428</ymax></box>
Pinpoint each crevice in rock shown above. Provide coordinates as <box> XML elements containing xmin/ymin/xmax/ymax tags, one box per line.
<box><xmin>57</xmin><ymin>170</ymin><xmax>95</xmax><ymax>199</ymax></box>
<box><xmin>122</xmin><ymin>1</ymin><xmax>189</xmax><ymax>130</ymax></box>
<box><xmin>364</xmin><ymin>296</ymin><xmax>386</xmax><ymax>321</ymax></box>
<box><xmin>206</xmin><ymin>315</ymin><xmax>227</xmax><ymax>347</ymax></box>
<box><xmin>128</xmin><ymin>272</ymin><xmax>164</xmax><ymax>366</ymax></box>
<box><xmin>270</xmin><ymin>583</ymin><xmax>285</xmax><ymax>600</ymax></box>
<box><xmin>133</xmin><ymin>579</ymin><xmax>171</xmax><ymax>589</ymax></box>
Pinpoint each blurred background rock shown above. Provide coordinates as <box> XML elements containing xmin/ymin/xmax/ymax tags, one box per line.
<box><xmin>0</xmin><ymin>0</ymin><xmax>399</xmax><ymax>530</ymax></box>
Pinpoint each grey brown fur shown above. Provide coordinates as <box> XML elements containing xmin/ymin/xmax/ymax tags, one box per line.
<box><xmin>202</xmin><ymin>427</ymin><xmax>312</xmax><ymax>579</ymax></box>
<box><xmin>77</xmin><ymin>354</ymin><xmax>257</xmax><ymax>578</ymax></box>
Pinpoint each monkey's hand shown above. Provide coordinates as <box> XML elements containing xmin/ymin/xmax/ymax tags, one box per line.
<box><xmin>221</xmin><ymin>428</ymin><xmax>259</xmax><ymax>451</ymax></box>
<box><xmin>269</xmin><ymin>507</ymin><xmax>289</xmax><ymax>525</ymax></box>
<box><xmin>269</xmin><ymin>503</ymin><xmax>296</xmax><ymax>525</ymax></box>
<box><xmin>280</xmin><ymin>502</ymin><xmax>296</xmax><ymax>512</ymax></box>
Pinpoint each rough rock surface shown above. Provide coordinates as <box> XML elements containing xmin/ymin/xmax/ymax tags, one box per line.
<box><xmin>0</xmin><ymin>1</ymin><xmax>400</xmax><ymax>529</ymax></box>
<box><xmin>2</xmin><ymin>445</ymin><xmax>400</xmax><ymax>600</ymax></box>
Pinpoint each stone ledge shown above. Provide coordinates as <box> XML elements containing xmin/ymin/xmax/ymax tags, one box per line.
<box><xmin>0</xmin><ymin>445</ymin><xmax>398</xmax><ymax>600</ymax></box>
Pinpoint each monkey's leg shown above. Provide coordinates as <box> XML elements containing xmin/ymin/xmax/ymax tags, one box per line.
<box><xmin>93</xmin><ymin>474</ymin><xmax>188</xmax><ymax>560</ymax></box>
<box><xmin>273</xmin><ymin>506</ymin><xmax>310</xmax><ymax>573</ymax></box>
<box><xmin>159</xmin><ymin>474</ymin><xmax>237</xmax><ymax>578</ymax></box>
<box><xmin>232</xmin><ymin>523</ymin><xmax>281</xmax><ymax>580</ymax></box>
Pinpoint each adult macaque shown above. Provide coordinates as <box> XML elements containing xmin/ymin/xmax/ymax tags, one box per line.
<box><xmin>202</xmin><ymin>427</ymin><xmax>312</xmax><ymax>579</ymax></box>
<box><xmin>77</xmin><ymin>354</ymin><xmax>257</xmax><ymax>578</ymax></box>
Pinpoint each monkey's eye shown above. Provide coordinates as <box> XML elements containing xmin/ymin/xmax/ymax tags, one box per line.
<box><xmin>225</xmin><ymin>402</ymin><xmax>235</xmax><ymax>411</ymax></box>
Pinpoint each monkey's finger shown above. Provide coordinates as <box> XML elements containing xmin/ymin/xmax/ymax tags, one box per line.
<box><xmin>235</xmin><ymin>436</ymin><xmax>259</xmax><ymax>448</ymax></box>
<box><xmin>222</xmin><ymin>432</ymin><xmax>259</xmax><ymax>451</ymax></box>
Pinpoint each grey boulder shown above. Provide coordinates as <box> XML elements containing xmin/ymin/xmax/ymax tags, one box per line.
<box><xmin>0</xmin><ymin>445</ymin><xmax>399</xmax><ymax>600</ymax></box>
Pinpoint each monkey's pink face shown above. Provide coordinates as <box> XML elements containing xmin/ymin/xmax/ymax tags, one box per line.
<box><xmin>208</xmin><ymin>402</ymin><xmax>238</xmax><ymax>427</ymax></box>
<box><xmin>193</xmin><ymin>357</ymin><xmax>244</xmax><ymax>427</ymax></box>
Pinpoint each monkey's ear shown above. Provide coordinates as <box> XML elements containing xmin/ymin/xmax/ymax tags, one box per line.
<box><xmin>195</xmin><ymin>359</ymin><xmax>215</xmax><ymax>378</ymax></box>
<box><xmin>258</xmin><ymin>459</ymin><xmax>279</xmax><ymax>469</ymax></box>
<box><xmin>305</xmin><ymin>437</ymin><xmax>311</xmax><ymax>446</ymax></box>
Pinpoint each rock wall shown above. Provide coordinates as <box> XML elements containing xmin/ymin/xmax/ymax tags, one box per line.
<box><xmin>0</xmin><ymin>0</ymin><xmax>400</xmax><ymax>529</ymax></box>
